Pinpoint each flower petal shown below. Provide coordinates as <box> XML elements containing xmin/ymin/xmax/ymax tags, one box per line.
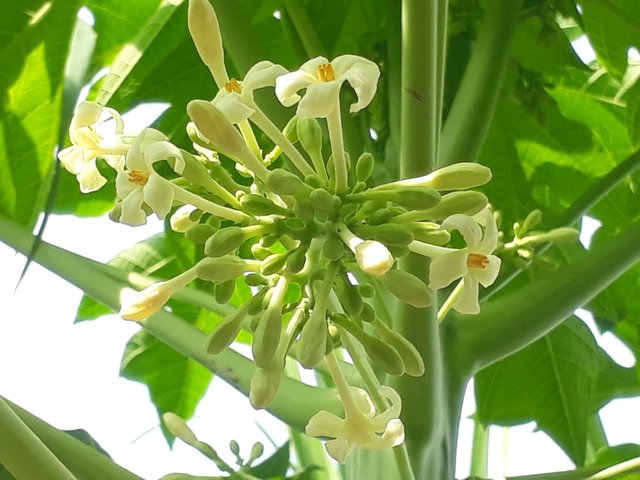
<box><xmin>454</xmin><ymin>276</ymin><xmax>480</xmax><ymax>314</ymax></box>
<box><xmin>144</xmin><ymin>140</ymin><xmax>185</xmax><ymax>174</ymax></box>
<box><xmin>370</xmin><ymin>386</ymin><xmax>402</xmax><ymax>431</ymax></box>
<box><xmin>296</xmin><ymin>81</ymin><xmax>341</xmax><ymax>118</ymax></box>
<box><xmin>476</xmin><ymin>210</ymin><xmax>499</xmax><ymax>255</ymax></box>
<box><xmin>472</xmin><ymin>255</ymin><xmax>501</xmax><ymax>287</ymax></box>
<box><xmin>325</xmin><ymin>438</ymin><xmax>355</xmax><ymax>464</ymax></box>
<box><xmin>143</xmin><ymin>174</ymin><xmax>174</xmax><ymax>219</ymax></box>
<box><xmin>332</xmin><ymin>55</ymin><xmax>380</xmax><ymax>113</ymax></box>
<box><xmin>243</xmin><ymin>61</ymin><xmax>288</xmax><ymax>92</ymax></box>
<box><xmin>119</xmin><ymin>189</ymin><xmax>147</xmax><ymax>226</ymax></box>
<box><xmin>305</xmin><ymin>410</ymin><xmax>345</xmax><ymax>438</ymax></box>
<box><xmin>77</xmin><ymin>159</ymin><xmax>107</xmax><ymax>193</ymax></box>
<box><xmin>58</xmin><ymin>146</ymin><xmax>87</xmax><ymax>175</ymax></box>
<box><xmin>275</xmin><ymin>70</ymin><xmax>316</xmax><ymax>107</ymax></box>
<box><xmin>349</xmin><ymin>387</ymin><xmax>376</xmax><ymax>418</ymax></box>
<box><xmin>428</xmin><ymin>250</ymin><xmax>468</xmax><ymax>289</ymax></box>
<box><xmin>441</xmin><ymin>214</ymin><xmax>482</xmax><ymax>248</ymax></box>
<box><xmin>214</xmin><ymin>92</ymin><xmax>255</xmax><ymax>124</ymax></box>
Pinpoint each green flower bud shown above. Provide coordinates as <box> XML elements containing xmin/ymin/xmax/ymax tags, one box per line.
<box><xmin>240</xmin><ymin>194</ymin><xmax>289</xmax><ymax>216</ymax></box>
<box><xmin>359</xmin><ymin>302</ymin><xmax>376</xmax><ymax>323</ymax></box>
<box><xmin>249</xmin><ymin>357</ymin><xmax>283</xmax><ymax>408</ymax></box>
<box><xmin>521</xmin><ymin>209</ymin><xmax>542</xmax><ymax>235</ymax></box>
<box><xmin>410</xmin><ymin>222</ymin><xmax>451</xmax><ymax>245</ymax></box>
<box><xmin>355</xmin><ymin>224</ymin><xmax>414</xmax><ymax>247</ymax></box>
<box><xmin>379</xmin><ymin>269</ymin><xmax>432</xmax><ymax>308</ymax></box>
<box><xmin>310</xmin><ymin>188</ymin><xmax>334</xmax><ymax>221</ymax></box>
<box><xmin>204</xmin><ymin>226</ymin><xmax>245</xmax><ymax>257</ymax></box>
<box><xmin>373</xmin><ymin>318</ymin><xmax>425</xmax><ymax>377</ymax></box>
<box><xmin>206</xmin><ymin>305</ymin><xmax>249</xmax><ymax>354</ymax></box>
<box><xmin>331</xmin><ymin>314</ymin><xmax>404</xmax><ymax>376</ymax></box>
<box><xmin>400</xmin><ymin>191</ymin><xmax>488</xmax><ymax>222</ymax></box>
<box><xmin>214</xmin><ymin>279</ymin><xmax>235</xmax><ymax>304</ymax></box>
<box><xmin>283</xmin><ymin>115</ymin><xmax>299</xmax><ymax>143</ymax></box>
<box><xmin>532</xmin><ymin>227</ymin><xmax>580</xmax><ymax>245</ymax></box>
<box><xmin>260</xmin><ymin>252</ymin><xmax>291</xmax><ymax>275</ymax></box>
<box><xmin>185</xmin><ymin>224</ymin><xmax>216</xmax><ymax>244</ymax></box>
<box><xmin>229</xmin><ymin>439</ymin><xmax>240</xmax><ymax>456</ymax></box>
<box><xmin>244</xmin><ymin>273</ymin><xmax>267</xmax><ymax>287</ymax></box>
<box><xmin>336</xmin><ymin>274</ymin><xmax>364</xmax><ymax>317</ymax></box>
<box><xmin>349</xmin><ymin>186</ymin><xmax>441</xmax><ymax>210</ymax></box>
<box><xmin>322</xmin><ymin>237</ymin><xmax>345</xmax><ymax>261</ymax></box>
<box><xmin>355</xmin><ymin>153</ymin><xmax>375</xmax><ymax>183</ymax></box>
<box><xmin>252</xmin><ymin>307</ymin><xmax>283</xmax><ymax>368</ymax></box>
<box><xmin>259</xmin><ymin>234</ymin><xmax>279</xmax><ymax>248</ymax></box>
<box><xmin>297</xmin><ymin>310</ymin><xmax>327</xmax><ymax>369</ymax></box>
<box><xmin>248</xmin><ymin>442</ymin><xmax>264</xmax><ymax>465</ymax></box>
<box><xmin>304</xmin><ymin>174</ymin><xmax>323</xmax><ymax>188</ymax></box>
<box><xmin>250</xmin><ymin>243</ymin><xmax>271</xmax><ymax>260</ymax></box>
<box><xmin>367</xmin><ymin>207</ymin><xmax>401</xmax><ymax>225</ymax></box>
<box><xmin>162</xmin><ymin>412</ymin><xmax>199</xmax><ymax>446</ymax></box>
<box><xmin>351</xmin><ymin>181</ymin><xmax>367</xmax><ymax>193</ymax></box>
<box><xmin>265</xmin><ymin>169</ymin><xmax>308</xmax><ymax>196</ymax></box>
<box><xmin>196</xmin><ymin>256</ymin><xmax>256</xmax><ymax>283</ymax></box>
<box><xmin>377</xmin><ymin>162</ymin><xmax>492</xmax><ymax>191</ymax></box>
<box><xmin>205</xmin><ymin>214</ymin><xmax>221</xmax><ymax>229</ymax></box>
<box><xmin>357</xmin><ymin>283</ymin><xmax>375</xmax><ymax>298</ymax></box>
<box><xmin>286</xmin><ymin>248</ymin><xmax>307</xmax><ymax>274</ymax></box>
<box><xmin>297</xmin><ymin>117</ymin><xmax>323</xmax><ymax>156</ymax></box>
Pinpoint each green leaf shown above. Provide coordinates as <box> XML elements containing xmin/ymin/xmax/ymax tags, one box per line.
<box><xmin>246</xmin><ymin>442</ymin><xmax>290</xmax><ymax>479</ymax></box>
<box><xmin>581</xmin><ymin>0</ymin><xmax>640</xmax><ymax>78</ymax></box>
<box><xmin>0</xmin><ymin>0</ymin><xmax>82</xmax><ymax>228</ymax></box>
<box><xmin>475</xmin><ymin>317</ymin><xmax>629</xmax><ymax>466</ymax></box>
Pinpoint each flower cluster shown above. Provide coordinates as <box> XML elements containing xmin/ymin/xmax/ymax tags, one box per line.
<box><xmin>59</xmin><ymin>0</ymin><xmax>503</xmax><ymax>464</ymax></box>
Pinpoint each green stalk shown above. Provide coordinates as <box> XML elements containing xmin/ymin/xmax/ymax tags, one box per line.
<box><xmin>397</xmin><ymin>0</ymin><xmax>443</xmax><ymax>476</ymax></box>
<box><xmin>5</xmin><ymin>398</ymin><xmax>142</xmax><ymax>480</ymax></box>
<box><xmin>439</xmin><ymin>0</ymin><xmax>524</xmax><ymax>166</ymax></box>
<box><xmin>0</xmin><ymin>215</ymin><xmax>341</xmax><ymax>432</ymax></box>
<box><xmin>451</xmin><ymin>219</ymin><xmax>640</xmax><ymax>373</ymax></box>
<box><xmin>0</xmin><ymin>398</ymin><xmax>77</xmax><ymax>480</ymax></box>
<box><xmin>282</xmin><ymin>0</ymin><xmax>325</xmax><ymax>57</ymax></box>
<box><xmin>469</xmin><ymin>418</ymin><xmax>489</xmax><ymax>479</ymax></box>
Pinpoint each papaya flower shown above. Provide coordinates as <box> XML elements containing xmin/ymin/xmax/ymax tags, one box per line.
<box><xmin>58</xmin><ymin>101</ymin><xmax>130</xmax><ymax>193</ymax></box>
<box><xmin>275</xmin><ymin>55</ymin><xmax>380</xmax><ymax>118</ymax></box>
<box><xmin>114</xmin><ymin>128</ymin><xmax>185</xmax><ymax>226</ymax></box>
<box><xmin>426</xmin><ymin>209</ymin><xmax>501</xmax><ymax>314</ymax></box>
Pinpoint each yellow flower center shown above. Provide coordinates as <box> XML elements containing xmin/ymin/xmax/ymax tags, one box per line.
<box><xmin>317</xmin><ymin>63</ymin><xmax>335</xmax><ymax>82</ymax></box>
<box><xmin>467</xmin><ymin>253</ymin><xmax>489</xmax><ymax>269</ymax></box>
<box><xmin>224</xmin><ymin>78</ymin><xmax>242</xmax><ymax>93</ymax></box>
<box><xmin>128</xmin><ymin>169</ymin><xmax>149</xmax><ymax>186</ymax></box>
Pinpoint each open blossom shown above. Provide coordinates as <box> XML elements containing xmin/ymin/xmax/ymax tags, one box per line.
<box><xmin>275</xmin><ymin>55</ymin><xmax>380</xmax><ymax>118</ymax></box>
<box><xmin>428</xmin><ymin>209</ymin><xmax>501</xmax><ymax>314</ymax></box>
<box><xmin>305</xmin><ymin>386</ymin><xmax>404</xmax><ymax>463</ymax></box>
<box><xmin>212</xmin><ymin>61</ymin><xmax>288</xmax><ymax>124</ymax></box>
<box><xmin>58</xmin><ymin>101</ymin><xmax>129</xmax><ymax>192</ymax></box>
<box><xmin>114</xmin><ymin>128</ymin><xmax>185</xmax><ymax>226</ymax></box>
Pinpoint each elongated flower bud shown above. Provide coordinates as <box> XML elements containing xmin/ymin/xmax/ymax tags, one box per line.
<box><xmin>379</xmin><ymin>269</ymin><xmax>432</xmax><ymax>308</ymax></box>
<box><xmin>206</xmin><ymin>305</ymin><xmax>250</xmax><ymax>354</ymax></box>
<box><xmin>355</xmin><ymin>152</ymin><xmax>375</xmax><ymax>182</ymax></box>
<box><xmin>373</xmin><ymin>318</ymin><xmax>425</xmax><ymax>377</ymax></box>
<box><xmin>355</xmin><ymin>223</ymin><xmax>414</xmax><ymax>247</ymax></box>
<box><xmin>196</xmin><ymin>256</ymin><xmax>258</xmax><ymax>283</ymax></box>
<box><xmin>163</xmin><ymin>412</ymin><xmax>199</xmax><ymax>446</ymax></box>
<box><xmin>249</xmin><ymin>357</ymin><xmax>283</xmax><ymax>408</ymax></box>
<box><xmin>265</xmin><ymin>168</ymin><xmax>308</xmax><ymax>195</ymax></box>
<box><xmin>349</xmin><ymin>186</ymin><xmax>441</xmax><ymax>210</ymax></box>
<box><xmin>377</xmin><ymin>162</ymin><xmax>492</xmax><ymax>191</ymax></box>
<box><xmin>297</xmin><ymin>117</ymin><xmax>323</xmax><ymax>156</ymax></box>
<box><xmin>397</xmin><ymin>191</ymin><xmax>488</xmax><ymax>222</ymax></box>
<box><xmin>204</xmin><ymin>226</ymin><xmax>245</xmax><ymax>257</ymax></box>
<box><xmin>297</xmin><ymin>309</ymin><xmax>328</xmax><ymax>368</ymax></box>
<box><xmin>188</xmin><ymin>0</ymin><xmax>228</xmax><ymax>87</ymax></box>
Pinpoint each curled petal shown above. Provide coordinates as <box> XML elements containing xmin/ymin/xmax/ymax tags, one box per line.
<box><xmin>441</xmin><ymin>214</ymin><xmax>482</xmax><ymax>249</ymax></box>
<box><xmin>115</xmin><ymin>170</ymin><xmax>138</xmax><ymax>200</ymax></box>
<box><xmin>58</xmin><ymin>146</ymin><xmax>88</xmax><ymax>175</ymax></box>
<box><xmin>120</xmin><ymin>282</ymin><xmax>171</xmax><ymax>321</ymax></box>
<box><xmin>119</xmin><ymin>188</ymin><xmax>147</xmax><ymax>226</ymax></box>
<box><xmin>76</xmin><ymin>159</ymin><xmax>107</xmax><ymax>193</ymax></box>
<box><xmin>370</xmin><ymin>386</ymin><xmax>402</xmax><ymax>430</ymax></box>
<box><xmin>144</xmin><ymin>140</ymin><xmax>185</xmax><ymax>174</ymax></box>
<box><xmin>375</xmin><ymin>418</ymin><xmax>405</xmax><ymax>449</ymax></box>
<box><xmin>325</xmin><ymin>438</ymin><xmax>355</xmax><ymax>464</ymax></box>
<box><xmin>69</xmin><ymin>101</ymin><xmax>102</xmax><ymax>134</ymax></box>
<box><xmin>296</xmin><ymin>81</ymin><xmax>341</xmax><ymax>118</ymax></box>
<box><xmin>349</xmin><ymin>387</ymin><xmax>376</xmax><ymax>419</ymax></box>
<box><xmin>214</xmin><ymin>92</ymin><xmax>256</xmax><ymax>124</ymax></box>
<box><xmin>275</xmin><ymin>69</ymin><xmax>316</xmax><ymax>107</ymax></box>
<box><xmin>428</xmin><ymin>250</ymin><xmax>468</xmax><ymax>289</ymax></box>
<box><xmin>242</xmin><ymin>61</ymin><xmax>288</xmax><ymax>92</ymax></box>
<box><xmin>143</xmin><ymin>174</ymin><xmax>175</xmax><ymax>219</ymax></box>
<box><xmin>305</xmin><ymin>411</ymin><xmax>345</xmax><ymax>438</ymax></box>
<box><xmin>333</xmin><ymin>55</ymin><xmax>380</xmax><ymax>113</ymax></box>
<box><xmin>454</xmin><ymin>276</ymin><xmax>480</xmax><ymax>314</ymax></box>
<box><xmin>476</xmin><ymin>210</ymin><xmax>499</xmax><ymax>255</ymax></box>
<box><xmin>472</xmin><ymin>255</ymin><xmax>501</xmax><ymax>287</ymax></box>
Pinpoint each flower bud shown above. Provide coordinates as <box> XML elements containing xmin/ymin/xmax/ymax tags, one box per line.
<box><xmin>206</xmin><ymin>305</ymin><xmax>249</xmax><ymax>354</ymax></box>
<box><xmin>249</xmin><ymin>357</ymin><xmax>283</xmax><ymax>408</ymax></box>
<box><xmin>355</xmin><ymin>224</ymin><xmax>414</xmax><ymax>247</ymax></box>
<box><xmin>357</xmin><ymin>283</ymin><xmax>375</xmax><ymax>298</ymax></box>
<box><xmin>355</xmin><ymin>240</ymin><xmax>394</xmax><ymax>276</ymax></box>
<box><xmin>350</xmin><ymin>186</ymin><xmax>441</xmax><ymax>210</ymax></box>
<box><xmin>379</xmin><ymin>269</ymin><xmax>432</xmax><ymax>308</ymax></box>
<box><xmin>286</xmin><ymin>248</ymin><xmax>307</xmax><ymax>274</ymax></box>
<box><xmin>520</xmin><ymin>209</ymin><xmax>542</xmax><ymax>234</ymax></box>
<box><xmin>252</xmin><ymin>307</ymin><xmax>283</xmax><ymax>368</ymax></box>
<box><xmin>214</xmin><ymin>279</ymin><xmax>235</xmax><ymax>304</ymax></box>
<box><xmin>204</xmin><ymin>226</ymin><xmax>245</xmax><ymax>257</ymax></box>
<box><xmin>250</xmin><ymin>243</ymin><xmax>271</xmax><ymax>260</ymax></box>
<box><xmin>304</xmin><ymin>174</ymin><xmax>323</xmax><ymax>188</ymax></box>
<box><xmin>162</xmin><ymin>412</ymin><xmax>199</xmax><ymax>446</ymax></box>
<box><xmin>322</xmin><ymin>237</ymin><xmax>345</xmax><ymax>261</ymax></box>
<box><xmin>373</xmin><ymin>319</ymin><xmax>425</xmax><ymax>377</ymax></box>
<box><xmin>359</xmin><ymin>302</ymin><xmax>376</xmax><ymax>323</ymax></box>
<box><xmin>248</xmin><ymin>442</ymin><xmax>264</xmax><ymax>465</ymax></box>
<box><xmin>260</xmin><ymin>252</ymin><xmax>290</xmax><ymax>275</ymax></box>
<box><xmin>297</xmin><ymin>117</ymin><xmax>323</xmax><ymax>156</ymax></box>
<box><xmin>170</xmin><ymin>205</ymin><xmax>199</xmax><ymax>233</ymax></box>
<box><xmin>185</xmin><ymin>223</ymin><xmax>216</xmax><ymax>243</ymax></box>
<box><xmin>410</xmin><ymin>222</ymin><xmax>451</xmax><ymax>245</ymax></box>
<box><xmin>188</xmin><ymin>0</ymin><xmax>227</xmax><ymax>87</ymax></box>
<box><xmin>297</xmin><ymin>310</ymin><xmax>328</xmax><ymax>369</ymax></box>
<box><xmin>309</xmin><ymin>188</ymin><xmax>334</xmax><ymax>221</ymax></box>
<box><xmin>265</xmin><ymin>168</ymin><xmax>308</xmax><ymax>195</ymax></box>
<box><xmin>355</xmin><ymin>152</ymin><xmax>375</xmax><ymax>182</ymax></box>
<box><xmin>378</xmin><ymin>162</ymin><xmax>492</xmax><ymax>191</ymax></box>
<box><xmin>336</xmin><ymin>275</ymin><xmax>364</xmax><ymax>317</ymax></box>
<box><xmin>196</xmin><ymin>256</ymin><xmax>256</xmax><ymax>283</ymax></box>
<box><xmin>239</xmin><ymin>193</ymin><xmax>289</xmax><ymax>216</ymax></box>
<box><xmin>407</xmin><ymin>191</ymin><xmax>488</xmax><ymax>221</ymax></box>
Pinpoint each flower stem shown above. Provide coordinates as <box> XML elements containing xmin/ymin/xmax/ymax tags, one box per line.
<box><xmin>0</xmin><ymin>397</ymin><xmax>76</xmax><ymax>480</ymax></box>
<box><xmin>238</xmin><ymin>119</ymin><xmax>262</xmax><ymax>159</ymax></box>
<box><xmin>249</xmin><ymin>109</ymin><xmax>315</xmax><ymax>177</ymax></box>
<box><xmin>437</xmin><ymin>278</ymin><xmax>465</xmax><ymax>322</ymax></box>
<box><xmin>170</xmin><ymin>182</ymin><xmax>250</xmax><ymax>223</ymax></box>
<box><xmin>326</xmin><ymin>100</ymin><xmax>348</xmax><ymax>194</ymax></box>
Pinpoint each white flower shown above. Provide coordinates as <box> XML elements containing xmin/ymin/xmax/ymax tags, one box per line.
<box><xmin>275</xmin><ymin>55</ymin><xmax>380</xmax><ymax>118</ymax></box>
<box><xmin>58</xmin><ymin>101</ymin><xmax>129</xmax><ymax>193</ymax></box>
<box><xmin>305</xmin><ymin>386</ymin><xmax>405</xmax><ymax>464</ymax></box>
<box><xmin>213</xmin><ymin>61</ymin><xmax>288</xmax><ymax>123</ymax></box>
<box><xmin>114</xmin><ymin>128</ymin><xmax>185</xmax><ymax>226</ymax></box>
<box><xmin>428</xmin><ymin>210</ymin><xmax>501</xmax><ymax>314</ymax></box>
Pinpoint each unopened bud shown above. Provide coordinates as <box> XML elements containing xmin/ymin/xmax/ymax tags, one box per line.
<box><xmin>188</xmin><ymin>0</ymin><xmax>227</xmax><ymax>87</ymax></box>
<box><xmin>521</xmin><ymin>227</ymin><xmax>579</xmax><ymax>246</ymax></box>
<box><xmin>355</xmin><ymin>240</ymin><xmax>394</xmax><ymax>276</ymax></box>
<box><xmin>357</xmin><ymin>283</ymin><xmax>375</xmax><ymax>298</ymax></box>
<box><xmin>405</xmin><ymin>191</ymin><xmax>488</xmax><ymax>221</ymax></box>
<box><xmin>206</xmin><ymin>305</ymin><xmax>249</xmax><ymax>354</ymax></box>
<box><xmin>297</xmin><ymin>117</ymin><xmax>323</xmax><ymax>156</ymax></box>
<box><xmin>336</xmin><ymin>275</ymin><xmax>363</xmax><ymax>317</ymax></box>
<box><xmin>359</xmin><ymin>303</ymin><xmax>376</xmax><ymax>323</ymax></box>
<box><xmin>322</xmin><ymin>237</ymin><xmax>345</xmax><ymax>261</ymax></box>
<box><xmin>304</xmin><ymin>174</ymin><xmax>323</xmax><ymax>188</ymax></box>
<box><xmin>204</xmin><ymin>227</ymin><xmax>245</xmax><ymax>257</ymax></box>
<box><xmin>249</xmin><ymin>357</ymin><xmax>284</xmax><ymax>408</ymax></box>
<box><xmin>229</xmin><ymin>439</ymin><xmax>240</xmax><ymax>456</ymax></box>
<box><xmin>373</xmin><ymin>319</ymin><xmax>425</xmax><ymax>377</ymax></box>
<box><xmin>286</xmin><ymin>248</ymin><xmax>307</xmax><ymax>274</ymax></box>
<box><xmin>260</xmin><ymin>252</ymin><xmax>290</xmax><ymax>275</ymax></box>
<box><xmin>355</xmin><ymin>153</ymin><xmax>375</xmax><ymax>182</ymax></box>
<box><xmin>240</xmin><ymin>194</ymin><xmax>288</xmax><ymax>216</ymax></box>
<box><xmin>248</xmin><ymin>442</ymin><xmax>264</xmax><ymax>465</ymax></box>
<box><xmin>185</xmin><ymin>223</ymin><xmax>216</xmax><ymax>243</ymax></box>
<box><xmin>411</xmin><ymin>222</ymin><xmax>451</xmax><ymax>245</ymax></box>
<box><xmin>378</xmin><ymin>162</ymin><xmax>492</xmax><ymax>191</ymax></box>
<box><xmin>355</xmin><ymin>224</ymin><xmax>414</xmax><ymax>247</ymax></box>
<box><xmin>196</xmin><ymin>256</ymin><xmax>256</xmax><ymax>283</ymax></box>
<box><xmin>170</xmin><ymin>205</ymin><xmax>199</xmax><ymax>233</ymax></box>
<box><xmin>310</xmin><ymin>188</ymin><xmax>334</xmax><ymax>221</ymax></box>
<box><xmin>250</xmin><ymin>243</ymin><xmax>271</xmax><ymax>260</ymax></box>
<box><xmin>163</xmin><ymin>412</ymin><xmax>199</xmax><ymax>446</ymax></box>
<box><xmin>214</xmin><ymin>279</ymin><xmax>235</xmax><ymax>304</ymax></box>
<box><xmin>297</xmin><ymin>310</ymin><xmax>327</xmax><ymax>369</ymax></box>
<box><xmin>379</xmin><ymin>269</ymin><xmax>432</xmax><ymax>308</ymax></box>
<box><xmin>265</xmin><ymin>169</ymin><xmax>308</xmax><ymax>196</ymax></box>
<box><xmin>252</xmin><ymin>307</ymin><xmax>283</xmax><ymax>368</ymax></box>
<box><xmin>350</xmin><ymin>186</ymin><xmax>441</xmax><ymax>210</ymax></box>
<box><xmin>521</xmin><ymin>209</ymin><xmax>542</xmax><ymax>234</ymax></box>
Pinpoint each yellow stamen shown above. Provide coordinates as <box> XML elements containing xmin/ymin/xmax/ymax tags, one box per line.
<box><xmin>224</xmin><ymin>78</ymin><xmax>242</xmax><ymax>93</ymax></box>
<box><xmin>317</xmin><ymin>63</ymin><xmax>335</xmax><ymax>82</ymax></box>
<box><xmin>467</xmin><ymin>253</ymin><xmax>489</xmax><ymax>269</ymax></box>
<box><xmin>128</xmin><ymin>169</ymin><xmax>149</xmax><ymax>186</ymax></box>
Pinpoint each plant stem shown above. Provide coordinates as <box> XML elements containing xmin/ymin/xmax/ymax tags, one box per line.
<box><xmin>170</xmin><ymin>182</ymin><xmax>250</xmax><ymax>223</ymax></box>
<box><xmin>282</xmin><ymin>0</ymin><xmax>325</xmax><ymax>57</ymax></box>
<box><xmin>469</xmin><ymin>418</ymin><xmax>489</xmax><ymax>479</ymax></box>
<box><xmin>438</xmin><ymin>279</ymin><xmax>465</xmax><ymax>322</ymax></box>
<box><xmin>439</xmin><ymin>0</ymin><xmax>524</xmax><ymax>166</ymax></box>
<box><xmin>0</xmin><ymin>397</ymin><xmax>77</xmax><ymax>480</ymax></box>
<box><xmin>327</xmin><ymin>101</ymin><xmax>349</xmax><ymax>194</ymax></box>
